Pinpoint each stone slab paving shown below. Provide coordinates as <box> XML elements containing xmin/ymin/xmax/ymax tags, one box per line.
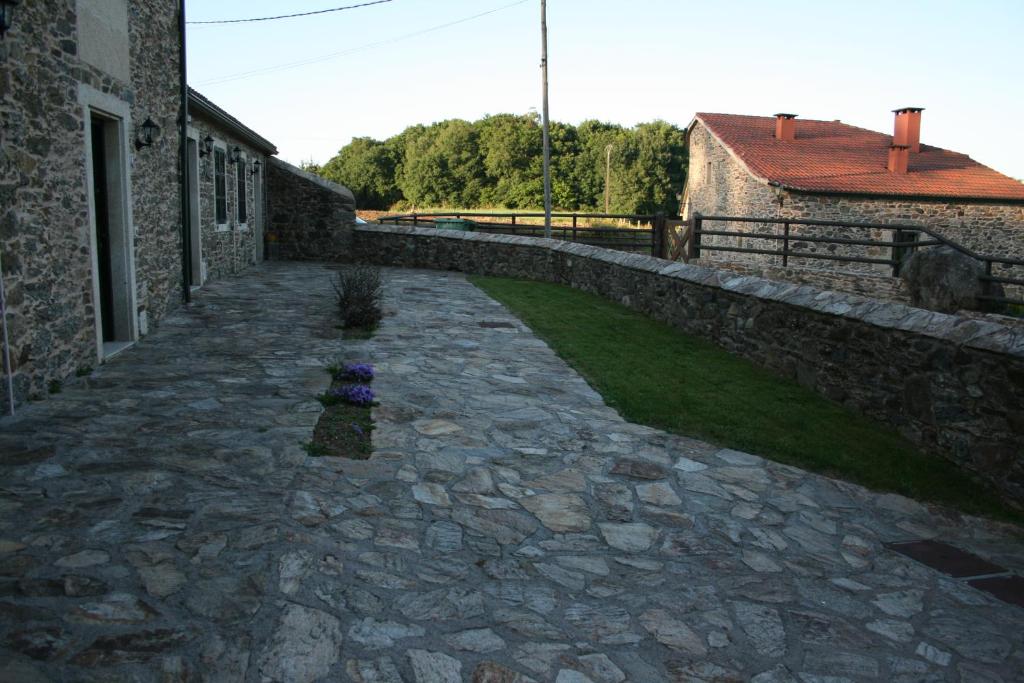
<box><xmin>1</xmin><ymin>264</ymin><xmax>1023</xmax><ymax>682</ymax></box>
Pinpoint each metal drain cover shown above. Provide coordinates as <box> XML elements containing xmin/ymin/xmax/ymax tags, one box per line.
<box><xmin>968</xmin><ymin>575</ymin><xmax>1024</xmax><ymax>609</ymax></box>
<box><xmin>885</xmin><ymin>540</ymin><xmax>1005</xmax><ymax>578</ymax></box>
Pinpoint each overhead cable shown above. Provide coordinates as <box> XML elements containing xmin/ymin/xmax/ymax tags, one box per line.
<box><xmin>188</xmin><ymin>0</ymin><xmax>394</xmax><ymax>25</ymax></box>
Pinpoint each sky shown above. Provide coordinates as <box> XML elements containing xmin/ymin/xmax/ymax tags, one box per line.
<box><xmin>186</xmin><ymin>0</ymin><xmax>1024</xmax><ymax>180</ymax></box>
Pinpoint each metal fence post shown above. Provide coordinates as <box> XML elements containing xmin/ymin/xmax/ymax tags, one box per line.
<box><xmin>782</xmin><ymin>221</ymin><xmax>790</xmax><ymax>267</ymax></box>
<box><xmin>412</xmin><ymin>214</ymin><xmax>419</xmax><ymax>227</ymax></box>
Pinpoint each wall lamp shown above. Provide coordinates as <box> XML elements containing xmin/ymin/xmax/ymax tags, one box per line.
<box><xmin>249</xmin><ymin>159</ymin><xmax>261</xmax><ymax>177</ymax></box>
<box><xmin>134</xmin><ymin>117</ymin><xmax>160</xmax><ymax>151</ymax></box>
<box><xmin>0</xmin><ymin>0</ymin><xmax>18</xmax><ymax>40</ymax></box>
<box><xmin>229</xmin><ymin>146</ymin><xmax>242</xmax><ymax>164</ymax></box>
<box><xmin>199</xmin><ymin>134</ymin><xmax>214</xmax><ymax>157</ymax></box>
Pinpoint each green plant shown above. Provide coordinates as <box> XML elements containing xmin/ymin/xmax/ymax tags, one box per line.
<box><xmin>470</xmin><ymin>275</ymin><xmax>1023</xmax><ymax>524</ymax></box>
<box><xmin>302</xmin><ymin>441</ymin><xmax>330</xmax><ymax>457</ymax></box>
<box><xmin>47</xmin><ymin>380</ymin><xmax>62</xmax><ymax>394</ymax></box>
<box><xmin>332</xmin><ymin>265</ymin><xmax>382</xmax><ymax>331</ymax></box>
<box><xmin>75</xmin><ymin>366</ymin><xmax>93</xmax><ymax>377</ymax></box>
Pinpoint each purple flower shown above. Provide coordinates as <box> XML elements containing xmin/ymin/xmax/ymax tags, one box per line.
<box><xmin>329</xmin><ymin>384</ymin><xmax>375</xmax><ymax>406</ymax></box>
<box><xmin>336</xmin><ymin>363</ymin><xmax>375</xmax><ymax>383</ymax></box>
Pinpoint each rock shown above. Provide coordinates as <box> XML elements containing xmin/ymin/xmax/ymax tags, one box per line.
<box><xmin>413</xmin><ymin>419</ymin><xmax>463</xmax><ymax>436</ymax></box>
<box><xmin>5</xmin><ymin>626</ymin><xmax>72</xmax><ymax>660</ymax></box>
<box><xmin>348</xmin><ymin>618</ymin><xmax>425</xmax><ymax>648</ymax></box>
<box><xmin>866</xmin><ymin>619</ymin><xmax>914</xmax><ymax>643</ymax></box>
<box><xmin>54</xmin><ymin>549</ymin><xmax>109</xmax><ymax>568</ymax></box>
<box><xmin>257</xmin><ymin>604</ymin><xmax>343</xmax><ymax>682</ymax></box>
<box><xmin>472</xmin><ymin>661</ymin><xmax>537</xmax><ymax>682</ymax></box>
<box><xmin>556</xmin><ymin>671</ymin><xmax>595</xmax><ymax>683</ymax></box>
<box><xmin>576</xmin><ymin>654</ymin><xmax>626</xmax><ymax>683</ymax></box>
<box><xmin>733</xmin><ymin>601</ymin><xmax>786</xmax><ymax>658</ymax></box>
<box><xmin>598</xmin><ymin>522</ymin><xmax>658</xmax><ymax>552</ymax></box>
<box><xmin>407</xmin><ymin>649</ymin><xmax>462</xmax><ymax>683</ymax></box>
<box><xmin>872</xmin><ymin>590</ymin><xmax>924</xmax><ymax>618</ymax></box>
<box><xmin>452</xmin><ymin>467</ymin><xmax>495</xmax><ymax>494</ymax></box>
<box><xmin>610</xmin><ymin>458</ymin><xmax>667</xmax><ymax>480</ymax></box>
<box><xmin>413</xmin><ymin>483</ymin><xmax>452</xmax><ymax>507</ymax></box>
<box><xmin>511</xmin><ymin>642</ymin><xmax>572</xmax><ymax>675</ymax></box>
<box><xmin>68</xmin><ymin>593</ymin><xmax>158</xmax><ymax>624</ymax></box>
<box><xmin>639</xmin><ymin>608</ymin><xmax>708</xmax><ymax>656</ymax></box>
<box><xmin>136</xmin><ymin>562</ymin><xmax>187</xmax><ymax>598</ymax></box>
<box><xmin>900</xmin><ymin>246</ymin><xmax>1003</xmax><ymax>313</ymax></box>
<box><xmin>673</xmin><ymin>457</ymin><xmax>708</xmax><ymax>472</ymax></box>
<box><xmin>346</xmin><ymin>656</ymin><xmax>404</xmax><ymax>683</ymax></box>
<box><xmin>400</xmin><ymin>587</ymin><xmax>485</xmax><ymax>621</ymax></box>
<box><xmin>636</xmin><ymin>481</ymin><xmax>682</xmax><ymax>506</ymax></box>
<box><xmin>534</xmin><ymin>562</ymin><xmax>586</xmax><ymax>590</ymax></box>
<box><xmin>520</xmin><ymin>494</ymin><xmax>591</xmax><ymax>532</ymax></box>
<box><xmin>565</xmin><ymin>604</ymin><xmax>641</xmax><ymax>645</ymax></box>
<box><xmin>446</xmin><ymin>628</ymin><xmax>506</xmax><ymax>653</ymax></box>
<box><xmin>742</xmin><ymin>549</ymin><xmax>782</xmax><ymax>573</ymax></box>
<box><xmin>71</xmin><ymin>629</ymin><xmax>195</xmax><ymax>666</ymax></box>
<box><xmin>916</xmin><ymin>641</ymin><xmax>952</xmax><ymax>667</ymax></box>
<box><xmin>425</xmin><ymin>521</ymin><xmax>463</xmax><ymax>553</ymax></box>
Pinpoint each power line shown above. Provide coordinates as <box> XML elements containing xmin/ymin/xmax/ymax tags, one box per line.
<box><xmin>198</xmin><ymin>0</ymin><xmax>529</xmax><ymax>86</ymax></box>
<box><xmin>187</xmin><ymin>0</ymin><xmax>394</xmax><ymax>25</ymax></box>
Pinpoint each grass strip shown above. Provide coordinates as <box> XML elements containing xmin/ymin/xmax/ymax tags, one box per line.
<box><xmin>469</xmin><ymin>275</ymin><xmax>1022</xmax><ymax>525</ymax></box>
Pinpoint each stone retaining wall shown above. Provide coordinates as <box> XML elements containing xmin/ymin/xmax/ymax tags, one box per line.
<box><xmin>266</xmin><ymin>159</ymin><xmax>356</xmax><ymax>261</ymax></box>
<box><xmin>350</xmin><ymin>224</ymin><xmax>1024</xmax><ymax>507</ymax></box>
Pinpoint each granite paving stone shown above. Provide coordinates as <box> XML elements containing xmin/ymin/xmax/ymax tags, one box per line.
<box><xmin>0</xmin><ymin>263</ymin><xmax>1022</xmax><ymax>681</ymax></box>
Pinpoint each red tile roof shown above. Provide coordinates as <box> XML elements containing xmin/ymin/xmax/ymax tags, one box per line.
<box><xmin>695</xmin><ymin>113</ymin><xmax>1024</xmax><ymax>202</ymax></box>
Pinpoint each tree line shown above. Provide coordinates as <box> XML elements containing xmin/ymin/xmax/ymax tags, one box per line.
<box><xmin>310</xmin><ymin>114</ymin><xmax>688</xmax><ymax>215</ymax></box>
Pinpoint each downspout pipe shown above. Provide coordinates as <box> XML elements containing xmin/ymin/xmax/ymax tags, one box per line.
<box><xmin>178</xmin><ymin>0</ymin><xmax>191</xmax><ymax>304</ymax></box>
<box><xmin>0</xmin><ymin>251</ymin><xmax>14</xmax><ymax>416</ymax></box>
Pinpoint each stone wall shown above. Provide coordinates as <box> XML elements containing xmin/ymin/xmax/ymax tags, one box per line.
<box><xmin>0</xmin><ymin>0</ymin><xmax>183</xmax><ymax>405</ymax></box>
<box><xmin>350</xmin><ymin>224</ymin><xmax>1024</xmax><ymax>507</ymax></box>
<box><xmin>682</xmin><ymin>121</ymin><xmax>1024</xmax><ymax>289</ymax></box>
<box><xmin>187</xmin><ymin>116</ymin><xmax>266</xmax><ymax>284</ymax></box>
<box><xmin>266</xmin><ymin>159</ymin><xmax>356</xmax><ymax>261</ymax></box>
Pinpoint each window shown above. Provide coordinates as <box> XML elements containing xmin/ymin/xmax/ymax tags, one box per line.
<box><xmin>214</xmin><ymin>148</ymin><xmax>227</xmax><ymax>225</ymax></box>
<box><xmin>236</xmin><ymin>158</ymin><xmax>247</xmax><ymax>225</ymax></box>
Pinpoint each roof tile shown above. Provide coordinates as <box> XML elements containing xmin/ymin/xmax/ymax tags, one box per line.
<box><xmin>696</xmin><ymin>113</ymin><xmax>1024</xmax><ymax>202</ymax></box>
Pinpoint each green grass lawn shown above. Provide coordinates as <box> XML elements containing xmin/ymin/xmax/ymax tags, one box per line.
<box><xmin>470</xmin><ymin>275</ymin><xmax>1023</xmax><ymax>525</ymax></box>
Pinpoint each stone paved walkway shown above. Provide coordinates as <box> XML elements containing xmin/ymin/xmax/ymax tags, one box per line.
<box><xmin>1</xmin><ymin>263</ymin><xmax>1023</xmax><ymax>682</ymax></box>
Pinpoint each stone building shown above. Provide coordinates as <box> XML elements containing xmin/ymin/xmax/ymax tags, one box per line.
<box><xmin>186</xmin><ymin>89</ymin><xmax>277</xmax><ymax>286</ymax></box>
<box><xmin>680</xmin><ymin>110</ymin><xmax>1024</xmax><ymax>293</ymax></box>
<box><xmin>1</xmin><ymin>0</ymin><xmax>186</xmax><ymax>405</ymax></box>
<box><xmin>0</xmin><ymin>2</ymin><xmax>294</xmax><ymax>408</ymax></box>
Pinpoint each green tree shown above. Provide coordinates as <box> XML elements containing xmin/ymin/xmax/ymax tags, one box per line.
<box><xmin>319</xmin><ymin>137</ymin><xmax>400</xmax><ymax>209</ymax></box>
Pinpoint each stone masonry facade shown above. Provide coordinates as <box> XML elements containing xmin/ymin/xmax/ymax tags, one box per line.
<box><xmin>352</xmin><ymin>225</ymin><xmax>1024</xmax><ymax>508</ymax></box>
<box><xmin>186</xmin><ymin>115</ymin><xmax>267</xmax><ymax>284</ymax></box>
<box><xmin>682</xmin><ymin>121</ymin><xmax>1024</xmax><ymax>295</ymax></box>
<box><xmin>266</xmin><ymin>158</ymin><xmax>357</xmax><ymax>262</ymax></box>
<box><xmin>1</xmin><ymin>0</ymin><xmax>183</xmax><ymax>405</ymax></box>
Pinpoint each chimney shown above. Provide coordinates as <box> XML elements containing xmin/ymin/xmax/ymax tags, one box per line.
<box><xmin>892</xmin><ymin>107</ymin><xmax>923</xmax><ymax>153</ymax></box>
<box><xmin>774</xmin><ymin>113</ymin><xmax>797</xmax><ymax>141</ymax></box>
<box><xmin>888</xmin><ymin>144</ymin><xmax>910</xmax><ymax>174</ymax></box>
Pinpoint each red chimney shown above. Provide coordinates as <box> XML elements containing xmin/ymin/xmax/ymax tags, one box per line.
<box><xmin>892</xmin><ymin>107</ymin><xmax>923</xmax><ymax>153</ymax></box>
<box><xmin>774</xmin><ymin>113</ymin><xmax>797</xmax><ymax>141</ymax></box>
<box><xmin>888</xmin><ymin>144</ymin><xmax>910</xmax><ymax>174</ymax></box>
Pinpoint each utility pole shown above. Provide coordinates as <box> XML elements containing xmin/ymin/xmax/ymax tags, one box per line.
<box><xmin>604</xmin><ymin>144</ymin><xmax>613</xmax><ymax>214</ymax></box>
<box><xmin>540</xmin><ymin>0</ymin><xmax>552</xmax><ymax>238</ymax></box>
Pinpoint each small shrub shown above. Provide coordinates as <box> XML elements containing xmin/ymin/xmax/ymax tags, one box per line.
<box><xmin>336</xmin><ymin>363</ymin><xmax>375</xmax><ymax>383</ymax></box>
<box><xmin>332</xmin><ymin>266</ymin><xmax>382</xmax><ymax>330</ymax></box>
<box><xmin>48</xmin><ymin>380</ymin><xmax>62</xmax><ymax>394</ymax></box>
<box><xmin>75</xmin><ymin>366</ymin><xmax>93</xmax><ymax>377</ymax></box>
<box><xmin>319</xmin><ymin>384</ymin><xmax>375</xmax><ymax>407</ymax></box>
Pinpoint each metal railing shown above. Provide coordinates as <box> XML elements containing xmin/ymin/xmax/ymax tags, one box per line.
<box><xmin>377</xmin><ymin>211</ymin><xmax>673</xmax><ymax>256</ymax></box>
<box><xmin>680</xmin><ymin>213</ymin><xmax>1024</xmax><ymax>307</ymax></box>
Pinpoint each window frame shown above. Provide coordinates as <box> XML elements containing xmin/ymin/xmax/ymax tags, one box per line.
<box><xmin>236</xmin><ymin>151</ymin><xmax>248</xmax><ymax>229</ymax></box>
<box><xmin>213</xmin><ymin>141</ymin><xmax>228</xmax><ymax>231</ymax></box>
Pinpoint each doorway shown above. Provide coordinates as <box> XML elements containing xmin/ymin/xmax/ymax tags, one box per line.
<box><xmin>187</xmin><ymin>136</ymin><xmax>203</xmax><ymax>286</ymax></box>
<box><xmin>87</xmin><ymin>111</ymin><xmax>135</xmax><ymax>358</ymax></box>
